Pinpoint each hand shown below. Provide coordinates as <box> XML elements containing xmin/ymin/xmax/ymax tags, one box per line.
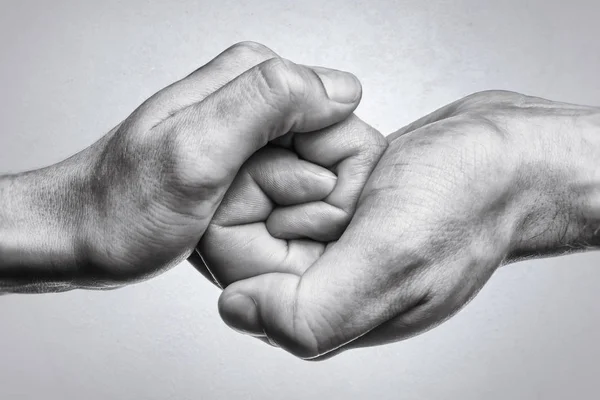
<box><xmin>0</xmin><ymin>42</ymin><xmax>364</xmax><ymax>292</ymax></box>
<box><xmin>190</xmin><ymin>112</ymin><xmax>386</xmax><ymax>297</ymax></box>
<box><xmin>217</xmin><ymin>90</ymin><xmax>600</xmax><ymax>359</ymax></box>
<box><xmin>82</xmin><ymin>42</ymin><xmax>364</xmax><ymax>286</ymax></box>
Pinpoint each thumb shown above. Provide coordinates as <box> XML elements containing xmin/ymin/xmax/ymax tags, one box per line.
<box><xmin>164</xmin><ymin>57</ymin><xmax>362</xmax><ymax>194</ymax></box>
<box><xmin>217</xmin><ymin>232</ymin><xmax>390</xmax><ymax>359</ymax></box>
<box><xmin>217</xmin><ymin>194</ymin><xmax>427</xmax><ymax>359</ymax></box>
<box><xmin>218</xmin><ymin>273</ymin><xmax>311</xmax><ymax>354</ymax></box>
<box><xmin>217</xmin><ymin>249</ymin><xmax>374</xmax><ymax>359</ymax></box>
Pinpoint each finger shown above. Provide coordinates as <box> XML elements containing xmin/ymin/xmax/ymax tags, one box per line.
<box><xmin>159</xmin><ymin>58</ymin><xmax>362</xmax><ymax>209</ymax></box>
<box><xmin>201</xmin><ymin>224</ymin><xmax>325</xmax><ymax>286</ymax></box>
<box><xmin>212</xmin><ymin>146</ymin><xmax>337</xmax><ymax>227</ymax></box>
<box><xmin>134</xmin><ymin>41</ymin><xmax>279</xmax><ymax>130</ymax></box>
<box><xmin>187</xmin><ymin>59</ymin><xmax>361</xmax><ymax>313</ymax></box>
<box><xmin>295</xmin><ymin>114</ymin><xmax>387</xmax><ymax>213</ymax></box>
<box><xmin>217</xmin><ymin>204</ymin><xmax>425</xmax><ymax>359</ymax></box>
<box><xmin>199</xmin><ymin>145</ymin><xmax>338</xmax><ymax>285</ymax></box>
<box><xmin>268</xmin><ymin>114</ymin><xmax>387</xmax><ymax>242</ymax></box>
<box><xmin>217</xmin><ymin>154</ymin><xmax>455</xmax><ymax>360</ymax></box>
<box><xmin>266</xmin><ymin>202</ymin><xmax>349</xmax><ymax>241</ymax></box>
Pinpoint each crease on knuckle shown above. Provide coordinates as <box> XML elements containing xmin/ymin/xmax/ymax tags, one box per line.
<box><xmin>255</xmin><ymin>58</ymin><xmax>306</xmax><ymax>116</ymax></box>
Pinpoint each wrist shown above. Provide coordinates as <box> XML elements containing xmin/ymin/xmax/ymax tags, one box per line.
<box><xmin>571</xmin><ymin>111</ymin><xmax>600</xmax><ymax>247</ymax></box>
<box><xmin>510</xmin><ymin>108</ymin><xmax>600</xmax><ymax>260</ymax></box>
<box><xmin>0</xmin><ymin>153</ymin><xmax>92</xmax><ymax>293</ymax></box>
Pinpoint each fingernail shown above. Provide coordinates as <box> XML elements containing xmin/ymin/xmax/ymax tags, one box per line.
<box><xmin>304</xmin><ymin>163</ymin><xmax>337</xmax><ymax>181</ymax></box>
<box><xmin>312</xmin><ymin>67</ymin><xmax>362</xmax><ymax>104</ymax></box>
<box><xmin>219</xmin><ymin>293</ymin><xmax>263</xmax><ymax>336</ymax></box>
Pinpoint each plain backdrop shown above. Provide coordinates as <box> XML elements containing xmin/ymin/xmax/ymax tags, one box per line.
<box><xmin>1</xmin><ymin>0</ymin><xmax>600</xmax><ymax>399</ymax></box>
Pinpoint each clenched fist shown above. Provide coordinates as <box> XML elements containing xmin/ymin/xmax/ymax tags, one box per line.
<box><xmin>0</xmin><ymin>42</ymin><xmax>364</xmax><ymax>292</ymax></box>
<box><xmin>189</xmin><ymin>114</ymin><xmax>386</xmax><ymax>333</ymax></box>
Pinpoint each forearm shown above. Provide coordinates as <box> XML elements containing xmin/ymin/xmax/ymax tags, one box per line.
<box><xmin>0</xmin><ymin>156</ymin><xmax>90</xmax><ymax>293</ymax></box>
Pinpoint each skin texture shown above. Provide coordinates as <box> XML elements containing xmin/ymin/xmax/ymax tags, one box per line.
<box><xmin>191</xmin><ymin>115</ymin><xmax>386</xmax><ymax>289</ymax></box>
<box><xmin>0</xmin><ymin>42</ymin><xmax>364</xmax><ymax>292</ymax></box>
<box><xmin>217</xmin><ymin>90</ymin><xmax>600</xmax><ymax>360</ymax></box>
<box><xmin>2</xmin><ymin>40</ymin><xmax>600</xmax><ymax>362</ymax></box>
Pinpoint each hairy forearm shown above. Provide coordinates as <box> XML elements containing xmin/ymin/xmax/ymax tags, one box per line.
<box><xmin>0</xmin><ymin>155</ymin><xmax>90</xmax><ymax>293</ymax></box>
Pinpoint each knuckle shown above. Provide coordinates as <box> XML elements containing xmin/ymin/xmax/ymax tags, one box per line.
<box><xmin>372</xmin><ymin>128</ymin><xmax>390</xmax><ymax>149</ymax></box>
<box><xmin>328</xmin><ymin>207</ymin><xmax>352</xmax><ymax>235</ymax></box>
<box><xmin>247</xmin><ymin>146</ymin><xmax>293</xmax><ymax>183</ymax></box>
<box><xmin>307</xmin><ymin>212</ymin><xmax>350</xmax><ymax>243</ymax></box>
<box><xmin>161</xmin><ymin>127</ymin><xmax>230</xmax><ymax>197</ymax></box>
<box><xmin>457</xmin><ymin>90</ymin><xmax>527</xmax><ymax>113</ymax></box>
<box><xmin>256</xmin><ymin>57</ymin><xmax>304</xmax><ymax>105</ymax></box>
<box><xmin>228</xmin><ymin>41</ymin><xmax>277</xmax><ymax>62</ymax></box>
<box><xmin>339</xmin><ymin>116</ymin><xmax>388</xmax><ymax>161</ymax></box>
<box><xmin>458</xmin><ymin>113</ymin><xmax>507</xmax><ymax>142</ymax></box>
<box><xmin>426</xmin><ymin>111</ymin><xmax>505</xmax><ymax>145</ymax></box>
<box><xmin>466</xmin><ymin>90</ymin><xmax>514</xmax><ymax>102</ymax></box>
<box><xmin>363</xmin><ymin>129</ymin><xmax>389</xmax><ymax>160</ymax></box>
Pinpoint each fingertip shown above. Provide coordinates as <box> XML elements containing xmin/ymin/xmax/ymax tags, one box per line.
<box><xmin>301</xmin><ymin>162</ymin><xmax>338</xmax><ymax>197</ymax></box>
<box><xmin>266</xmin><ymin>202</ymin><xmax>349</xmax><ymax>241</ymax></box>
<box><xmin>248</xmin><ymin>148</ymin><xmax>337</xmax><ymax>206</ymax></box>
<box><xmin>303</xmin><ymin>162</ymin><xmax>338</xmax><ymax>182</ymax></box>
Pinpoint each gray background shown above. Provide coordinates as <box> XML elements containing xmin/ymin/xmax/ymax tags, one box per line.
<box><xmin>1</xmin><ymin>0</ymin><xmax>599</xmax><ymax>399</ymax></box>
